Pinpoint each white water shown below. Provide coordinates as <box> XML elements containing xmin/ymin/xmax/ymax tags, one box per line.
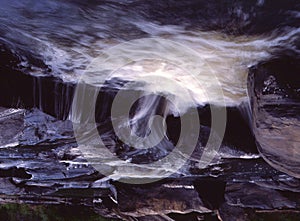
<box><xmin>68</xmin><ymin>24</ymin><xmax>299</xmax><ymax>110</ymax></box>
<box><xmin>1</xmin><ymin>0</ymin><xmax>299</xmax><ymax>109</ymax></box>
<box><xmin>1</xmin><ymin>0</ymin><xmax>298</xmax><ymax>183</ymax></box>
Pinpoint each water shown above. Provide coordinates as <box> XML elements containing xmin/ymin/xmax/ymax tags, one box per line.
<box><xmin>0</xmin><ymin>0</ymin><xmax>299</xmax><ymax>108</ymax></box>
<box><xmin>1</xmin><ymin>2</ymin><xmax>300</xmax><ymax>218</ymax></box>
<box><xmin>0</xmin><ymin>0</ymin><xmax>299</xmax><ymax>182</ymax></box>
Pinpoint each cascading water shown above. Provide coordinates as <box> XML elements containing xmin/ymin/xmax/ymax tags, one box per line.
<box><xmin>0</xmin><ymin>0</ymin><xmax>299</xmax><ymax>170</ymax></box>
<box><xmin>0</xmin><ymin>0</ymin><xmax>299</xmax><ymax>173</ymax></box>
<box><xmin>0</xmin><ymin>0</ymin><xmax>299</xmax><ymax>219</ymax></box>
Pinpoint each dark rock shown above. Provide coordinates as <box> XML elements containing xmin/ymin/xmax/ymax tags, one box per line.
<box><xmin>130</xmin><ymin>0</ymin><xmax>300</xmax><ymax>35</ymax></box>
<box><xmin>113</xmin><ymin>180</ymin><xmax>212</xmax><ymax>219</ymax></box>
<box><xmin>248</xmin><ymin>56</ymin><xmax>300</xmax><ymax>178</ymax></box>
<box><xmin>0</xmin><ymin>42</ymin><xmax>75</xmax><ymax>120</ymax></box>
<box><xmin>193</xmin><ymin>179</ymin><xmax>226</xmax><ymax>209</ymax></box>
<box><xmin>168</xmin><ymin>212</ymin><xmax>220</xmax><ymax>221</ymax></box>
<box><xmin>219</xmin><ymin>181</ymin><xmax>300</xmax><ymax>221</ymax></box>
<box><xmin>0</xmin><ymin>203</ymin><xmax>113</xmax><ymax>221</ymax></box>
<box><xmin>224</xmin><ymin>183</ymin><xmax>300</xmax><ymax>210</ymax></box>
<box><xmin>218</xmin><ymin>203</ymin><xmax>253</xmax><ymax>221</ymax></box>
<box><xmin>0</xmin><ymin>167</ymin><xmax>31</xmax><ymax>179</ymax></box>
<box><xmin>0</xmin><ymin>108</ymin><xmax>109</xmax><ymax>198</ymax></box>
<box><xmin>0</xmin><ymin>106</ymin><xmax>300</xmax><ymax>220</ymax></box>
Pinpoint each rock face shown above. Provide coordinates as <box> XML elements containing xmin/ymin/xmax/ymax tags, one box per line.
<box><xmin>248</xmin><ymin>55</ymin><xmax>300</xmax><ymax>178</ymax></box>
<box><xmin>0</xmin><ymin>106</ymin><xmax>300</xmax><ymax>221</ymax></box>
<box><xmin>1</xmin><ymin>37</ymin><xmax>300</xmax><ymax>221</ymax></box>
<box><xmin>0</xmin><ymin>42</ymin><xmax>75</xmax><ymax>120</ymax></box>
<box><xmin>0</xmin><ymin>107</ymin><xmax>24</xmax><ymax>148</ymax></box>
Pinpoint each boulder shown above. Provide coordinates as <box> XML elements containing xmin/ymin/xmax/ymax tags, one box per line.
<box><xmin>248</xmin><ymin>56</ymin><xmax>300</xmax><ymax>178</ymax></box>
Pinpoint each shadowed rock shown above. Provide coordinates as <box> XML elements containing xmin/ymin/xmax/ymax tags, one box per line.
<box><xmin>0</xmin><ymin>42</ymin><xmax>75</xmax><ymax>120</ymax></box>
<box><xmin>248</xmin><ymin>55</ymin><xmax>300</xmax><ymax>178</ymax></box>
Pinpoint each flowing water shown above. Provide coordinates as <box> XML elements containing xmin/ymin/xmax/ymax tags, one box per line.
<box><xmin>0</xmin><ymin>0</ymin><xmax>300</xmax><ymax>182</ymax></box>
<box><xmin>1</xmin><ymin>3</ymin><xmax>300</xmax><ymax>220</ymax></box>
<box><xmin>1</xmin><ymin>0</ymin><xmax>299</xmax><ymax>107</ymax></box>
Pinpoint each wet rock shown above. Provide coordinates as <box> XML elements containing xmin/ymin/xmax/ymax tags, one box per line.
<box><xmin>0</xmin><ymin>178</ymin><xmax>23</xmax><ymax>195</ymax></box>
<box><xmin>219</xmin><ymin>181</ymin><xmax>300</xmax><ymax>221</ymax></box>
<box><xmin>0</xmin><ymin>108</ymin><xmax>24</xmax><ymax>148</ymax></box>
<box><xmin>113</xmin><ymin>180</ymin><xmax>212</xmax><ymax>219</ymax></box>
<box><xmin>0</xmin><ymin>105</ymin><xmax>299</xmax><ymax>219</ymax></box>
<box><xmin>0</xmin><ymin>42</ymin><xmax>75</xmax><ymax>120</ymax></box>
<box><xmin>19</xmin><ymin>108</ymin><xmax>74</xmax><ymax>146</ymax></box>
<box><xmin>248</xmin><ymin>56</ymin><xmax>300</xmax><ymax>178</ymax></box>
<box><xmin>0</xmin><ymin>108</ymin><xmax>109</xmax><ymax>198</ymax></box>
<box><xmin>224</xmin><ymin>183</ymin><xmax>300</xmax><ymax>210</ymax></box>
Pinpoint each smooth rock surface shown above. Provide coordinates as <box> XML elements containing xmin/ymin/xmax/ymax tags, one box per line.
<box><xmin>248</xmin><ymin>55</ymin><xmax>300</xmax><ymax>178</ymax></box>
